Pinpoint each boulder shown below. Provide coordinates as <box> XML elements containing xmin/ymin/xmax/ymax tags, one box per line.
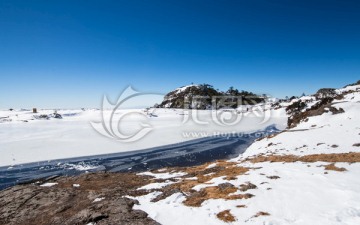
<box><xmin>314</xmin><ymin>88</ymin><xmax>338</xmax><ymax>99</ymax></box>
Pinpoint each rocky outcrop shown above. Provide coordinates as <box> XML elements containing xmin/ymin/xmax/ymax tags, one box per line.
<box><xmin>0</xmin><ymin>172</ymin><xmax>159</xmax><ymax>225</ymax></box>
<box><xmin>157</xmin><ymin>84</ymin><xmax>264</xmax><ymax>109</ymax></box>
<box><xmin>287</xmin><ymin>97</ymin><xmax>344</xmax><ymax>128</ymax></box>
<box><xmin>285</xmin><ymin>100</ymin><xmax>307</xmax><ymax>115</ymax></box>
<box><xmin>343</xmin><ymin>80</ymin><xmax>360</xmax><ymax>88</ymax></box>
<box><xmin>158</xmin><ymin>84</ymin><xmax>219</xmax><ymax>109</ymax></box>
<box><xmin>314</xmin><ymin>88</ymin><xmax>338</xmax><ymax>99</ymax></box>
<box><xmin>282</xmin><ymin>80</ymin><xmax>359</xmax><ymax>128</ymax></box>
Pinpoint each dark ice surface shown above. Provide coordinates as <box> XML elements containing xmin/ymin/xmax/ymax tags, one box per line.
<box><xmin>0</xmin><ymin>125</ymin><xmax>279</xmax><ymax>190</ymax></box>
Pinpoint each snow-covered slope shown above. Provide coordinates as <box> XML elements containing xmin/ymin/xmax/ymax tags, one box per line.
<box><xmin>241</xmin><ymin>83</ymin><xmax>360</xmax><ymax>158</ymax></box>
<box><xmin>129</xmin><ymin>82</ymin><xmax>360</xmax><ymax>225</ymax></box>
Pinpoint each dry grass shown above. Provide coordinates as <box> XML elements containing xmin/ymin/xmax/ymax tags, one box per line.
<box><xmin>183</xmin><ymin>186</ymin><xmax>254</xmax><ymax>207</ymax></box>
<box><xmin>324</xmin><ymin>163</ymin><xmax>347</xmax><ymax>172</ymax></box>
<box><xmin>217</xmin><ymin>210</ymin><xmax>236</xmax><ymax>222</ymax></box>
<box><xmin>246</xmin><ymin>152</ymin><xmax>360</xmax><ymax>164</ymax></box>
<box><xmin>138</xmin><ymin>152</ymin><xmax>360</xmax><ymax>208</ymax></box>
<box><xmin>245</xmin><ymin>153</ymin><xmax>359</xmax><ymax>173</ymax></box>
<box><xmin>177</xmin><ymin>161</ymin><xmax>248</xmax><ymax>191</ymax></box>
<box><xmin>144</xmin><ymin>160</ymin><xmax>250</xmax><ymax>206</ymax></box>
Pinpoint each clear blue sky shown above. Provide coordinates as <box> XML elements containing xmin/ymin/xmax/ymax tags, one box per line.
<box><xmin>0</xmin><ymin>0</ymin><xmax>359</xmax><ymax>108</ymax></box>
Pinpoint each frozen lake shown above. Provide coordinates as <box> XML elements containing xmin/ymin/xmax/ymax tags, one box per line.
<box><xmin>0</xmin><ymin>125</ymin><xmax>279</xmax><ymax>190</ymax></box>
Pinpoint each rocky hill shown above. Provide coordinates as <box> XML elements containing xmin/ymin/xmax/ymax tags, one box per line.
<box><xmin>156</xmin><ymin>84</ymin><xmax>264</xmax><ymax>109</ymax></box>
<box><xmin>269</xmin><ymin>80</ymin><xmax>360</xmax><ymax>129</ymax></box>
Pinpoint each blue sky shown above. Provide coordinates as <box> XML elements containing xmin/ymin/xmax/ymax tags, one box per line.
<box><xmin>0</xmin><ymin>0</ymin><xmax>359</xmax><ymax>108</ymax></box>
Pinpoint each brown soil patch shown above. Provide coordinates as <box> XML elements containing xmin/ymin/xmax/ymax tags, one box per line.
<box><xmin>324</xmin><ymin>163</ymin><xmax>347</xmax><ymax>172</ymax></box>
<box><xmin>236</xmin><ymin>204</ymin><xmax>247</xmax><ymax>208</ymax></box>
<box><xmin>217</xmin><ymin>210</ymin><xmax>236</xmax><ymax>222</ymax></box>
<box><xmin>353</xmin><ymin>143</ymin><xmax>360</xmax><ymax>147</ymax></box>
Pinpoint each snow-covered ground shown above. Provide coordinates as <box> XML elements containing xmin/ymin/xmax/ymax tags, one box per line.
<box><xmin>132</xmin><ymin>162</ymin><xmax>360</xmax><ymax>225</ymax></box>
<box><xmin>128</xmin><ymin>83</ymin><xmax>360</xmax><ymax>225</ymax></box>
<box><xmin>0</xmin><ymin>107</ymin><xmax>287</xmax><ymax>167</ymax></box>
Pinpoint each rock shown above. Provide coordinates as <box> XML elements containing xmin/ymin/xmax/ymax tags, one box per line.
<box><xmin>343</xmin><ymin>80</ymin><xmax>360</xmax><ymax>88</ymax></box>
<box><xmin>35</xmin><ymin>114</ymin><xmax>50</xmax><ymax>120</ymax></box>
<box><xmin>218</xmin><ymin>182</ymin><xmax>235</xmax><ymax>190</ymax></box>
<box><xmin>286</xmin><ymin>100</ymin><xmax>307</xmax><ymax>114</ymax></box>
<box><xmin>156</xmin><ymin>84</ymin><xmax>264</xmax><ymax>109</ymax></box>
<box><xmin>53</xmin><ymin>113</ymin><xmax>63</xmax><ymax>119</ymax></box>
<box><xmin>239</xmin><ymin>182</ymin><xmax>257</xmax><ymax>192</ymax></box>
<box><xmin>0</xmin><ymin>173</ymin><xmax>159</xmax><ymax>225</ymax></box>
<box><xmin>266</xmin><ymin>175</ymin><xmax>280</xmax><ymax>179</ymax></box>
<box><xmin>314</xmin><ymin>88</ymin><xmax>338</xmax><ymax>99</ymax></box>
<box><xmin>157</xmin><ymin>84</ymin><xmax>219</xmax><ymax>109</ymax></box>
<box><xmin>151</xmin><ymin>188</ymin><xmax>181</xmax><ymax>202</ymax></box>
<box><xmin>329</xmin><ymin>106</ymin><xmax>345</xmax><ymax>114</ymax></box>
<box><xmin>287</xmin><ymin>97</ymin><xmax>336</xmax><ymax>128</ymax></box>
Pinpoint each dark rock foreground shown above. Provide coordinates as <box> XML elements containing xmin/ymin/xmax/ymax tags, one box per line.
<box><xmin>0</xmin><ymin>172</ymin><xmax>159</xmax><ymax>225</ymax></box>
